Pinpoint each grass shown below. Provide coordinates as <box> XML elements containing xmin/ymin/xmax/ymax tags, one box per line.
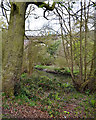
<box><xmin>2</xmin><ymin>70</ymin><xmax>95</xmax><ymax>118</ymax></box>
<box><xmin>35</xmin><ymin>65</ymin><xmax>79</xmax><ymax>76</ymax></box>
<box><xmin>35</xmin><ymin>65</ymin><xmax>55</xmax><ymax>70</ymax></box>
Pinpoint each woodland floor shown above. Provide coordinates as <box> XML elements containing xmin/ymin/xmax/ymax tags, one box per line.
<box><xmin>2</xmin><ymin>94</ymin><xmax>95</xmax><ymax>119</ymax></box>
<box><xmin>2</xmin><ymin>70</ymin><xmax>96</xmax><ymax>119</ymax></box>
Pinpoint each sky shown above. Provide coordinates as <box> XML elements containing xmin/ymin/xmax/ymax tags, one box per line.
<box><xmin>25</xmin><ymin>4</ymin><xmax>60</xmax><ymax>36</ymax></box>
<box><xmin>0</xmin><ymin>0</ymin><xmax>95</xmax><ymax>36</ymax></box>
<box><xmin>0</xmin><ymin>0</ymin><xmax>61</xmax><ymax>36</ymax></box>
<box><xmin>0</xmin><ymin>0</ymin><xmax>60</xmax><ymax>35</ymax></box>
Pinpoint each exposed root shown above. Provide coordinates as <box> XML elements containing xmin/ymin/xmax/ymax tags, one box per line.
<box><xmin>80</xmin><ymin>80</ymin><xmax>89</xmax><ymax>92</ymax></box>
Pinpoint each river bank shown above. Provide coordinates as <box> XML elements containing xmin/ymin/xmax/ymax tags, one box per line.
<box><xmin>34</xmin><ymin>65</ymin><xmax>79</xmax><ymax>76</ymax></box>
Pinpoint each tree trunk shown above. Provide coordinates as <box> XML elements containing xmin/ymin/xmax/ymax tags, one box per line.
<box><xmin>28</xmin><ymin>40</ymin><xmax>34</xmax><ymax>75</ymax></box>
<box><xmin>79</xmin><ymin>0</ymin><xmax>83</xmax><ymax>81</ymax></box>
<box><xmin>84</xmin><ymin>0</ymin><xmax>87</xmax><ymax>81</ymax></box>
<box><xmin>87</xmin><ymin>3</ymin><xmax>96</xmax><ymax>91</ymax></box>
<box><xmin>92</xmin><ymin>4</ymin><xmax>96</xmax><ymax>90</ymax></box>
<box><xmin>0</xmin><ymin>30</ymin><xmax>2</xmax><ymax>93</ymax></box>
<box><xmin>2</xmin><ymin>2</ymin><xmax>27</xmax><ymax>96</ymax></box>
<box><xmin>68</xmin><ymin>2</ymin><xmax>74</xmax><ymax>79</ymax></box>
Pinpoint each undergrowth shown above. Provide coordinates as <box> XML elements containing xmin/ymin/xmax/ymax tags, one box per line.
<box><xmin>2</xmin><ymin>71</ymin><xmax>95</xmax><ymax>118</ymax></box>
<box><xmin>35</xmin><ymin>65</ymin><xmax>79</xmax><ymax>76</ymax></box>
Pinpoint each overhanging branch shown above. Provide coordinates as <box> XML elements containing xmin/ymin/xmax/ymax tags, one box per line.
<box><xmin>26</xmin><ymin>2</ymin><xmax>55</xmax><ymax>11</ymax></box>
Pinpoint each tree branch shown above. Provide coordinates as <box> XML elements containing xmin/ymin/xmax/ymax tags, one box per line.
<box><xmin>26</xmin><ymin>2</ymin><xmax>55</xmax><ymax>11</ymax></box>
